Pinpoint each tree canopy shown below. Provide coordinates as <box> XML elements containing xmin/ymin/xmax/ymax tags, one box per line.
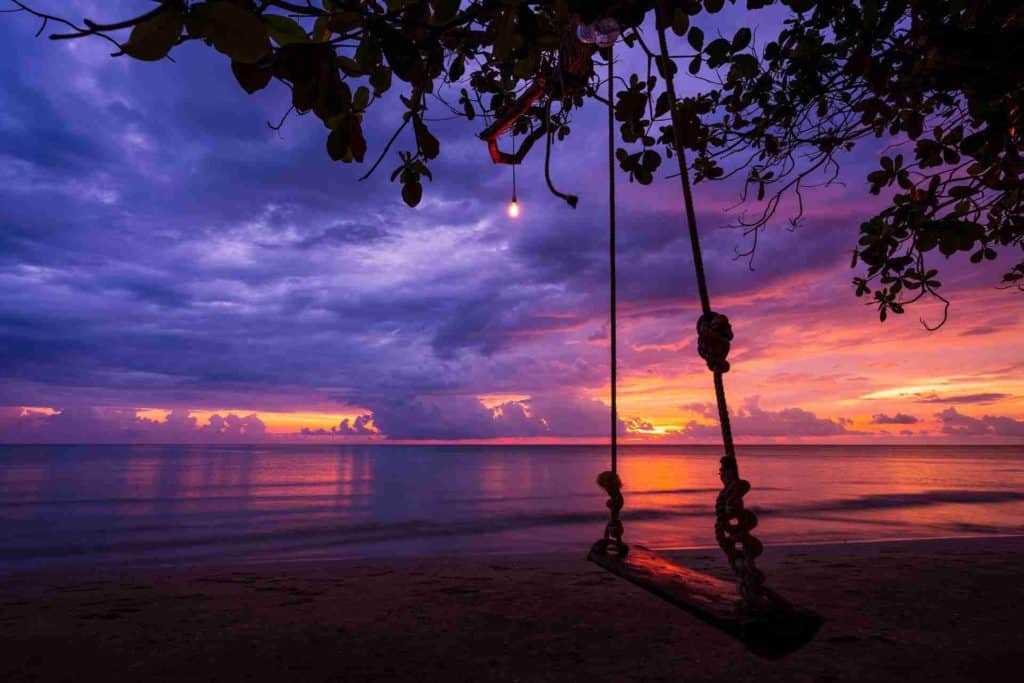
<box><xmin>8</xmin><ymin>0</ymin><xmax>1023</xmax><ymax>326</ymax></box>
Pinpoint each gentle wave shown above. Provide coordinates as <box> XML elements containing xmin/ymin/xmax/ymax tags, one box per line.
<box><xmin>1</xmin><ymin>444</ymin><xmax>1021</xmax><ymax>570</ymax></box>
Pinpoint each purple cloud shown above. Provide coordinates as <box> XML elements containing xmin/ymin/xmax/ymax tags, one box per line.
<box><xmin>916</xmin><ymin>393</ymin><xmax>1010</xmax><ymax>405</ymax></box>
<box><xmin>624</xmin><ymin>417</ymin><xmax>655</xmax><ymax>433</ymax></box>
<box><xmin>871</xmin><ymin>413</ymin><xmax>919</xmax><ymax>425</ymax></box>
<box><xmin>301</xmin><ymin>414</ymin><xmax>377</xmax><ymax>436</ymax></box>
<box><xmin>0</xmin><ymin>406</ymin><xmax>266</xmax><ymax>444</ymax></box>
<box><xmin>681</xmin><ymin>397</ymin><xmax>854</xmax><ymax>438</ymax></box>
<box><xmin>363</xmin><ymin>393</ymin><xmax>620</xmax><ymax>440</ymax></box>
<box><xmin>0</xmin><ymin>8</ymin><xmax>1018</xmax><ymax>443</ymax></box>
<box><xmin>937</xmin><ymin>408</ymin><xmax>1024</xmax><ymax>437</ymax></box>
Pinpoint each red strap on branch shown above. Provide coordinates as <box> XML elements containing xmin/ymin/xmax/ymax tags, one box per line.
<box><xmin>478</xmin><ymin>78</ymin><xmax>547</xmax><ymax>164</ymax></box>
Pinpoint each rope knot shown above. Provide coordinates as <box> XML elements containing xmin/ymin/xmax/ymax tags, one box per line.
<box><xmin>592</xmin><ymin>470</ymin><xmax>627</xmax><ymax>556</ymax></box>
<box><xmin>697</xmin><ymin>311</ymin><xmax>733</xmax><ymax>374</ymax></box>
<box><xmin>596</xmin><ymin>470</ymin><xmax>624</xmax><ymax>514</ymax></box>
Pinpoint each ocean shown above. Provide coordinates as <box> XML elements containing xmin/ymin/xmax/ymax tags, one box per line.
<box><xmin>0</xmin><ymin>444</ymin><xmax>1021</xmax><ymax>572</ymax></box>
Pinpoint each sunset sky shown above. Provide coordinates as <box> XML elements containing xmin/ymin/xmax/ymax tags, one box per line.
<box><xmin>0</xmin><ymin>2</ymin><xmax>1021</xmax><ymax>444</ymax></box>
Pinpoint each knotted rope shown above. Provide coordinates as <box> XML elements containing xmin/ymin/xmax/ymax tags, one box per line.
<box><xmin>697</xmin><ymin>311</ymin><xmax>733</xmax><ymax>374</ymax></box>
<box><xmin>591</xmin><ymin>470</ymin><xmax>627</xmax><ymax>556</ymax></box>
<box><xmin>590</xmin><ymin>21</ymin><xmax>777</xmax><ymax>610</ymax></box>
<box><xmin>653</xmin><ymin>14</ymin><xmax>775</xmax><ymax>611</ymax></box>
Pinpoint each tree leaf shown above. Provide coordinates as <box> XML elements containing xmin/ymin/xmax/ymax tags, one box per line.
<box><xmin>355</xmin><ymin>36</ymin><xmax>381</xmax><ymax>71</ymax></box>
<box><xmin>231</xmin><ymin>60</ymin><xmax>271</xmax><ymax>94</ymax></box>
<box><xmin>205</xmin><ymin>1</ymin><xmax>271</xmax><ymax>64</ymax></box>
<box><xmin>326</xmin><ymin>122</ymin><xmax>350</xmax><ymax>161</ymax></box>
<box><xmin>370</xmin><ymin>66</ymin><xmax>392</xmax><ymax>94</ymax></box>
<box><xmin>122</xmin><ymin>8</ymin><xmax>183</xmax><ymax>62</ymax></box>
<box><xmin>377</xmin><ymin>24</ymin><xmax>421</xmax><ymax>82</ymax></box>
<box><xmin>312</xmin><ymin>15</ymin><xmax>332</xmax><ymax>42</ymax></box>
<box><xmin>705</xmin><ymin>38</ymin><xmax>732</xmax><ymax>67</ymax></box>
<box><xmin>430</xmin><ymin>0</ymin><xmax>461</xmax><ymax>26</ymax></box>
<box><xmin>655</xmin><ymin>55</ymin><xmax>677</xmax><ymax>78</ymax></box>
<box><xmin>402</xmin><ymin>181</ymin><xmax>423</xmax><ymax>207</ymax></box>
<box><xmin>328</xmin><ymin>11</ymin><xmax>363</xmax><ymax>34</ymax></box>
<box><xmin>349</xmin><ymin>116</ymin><xmax>367</xmax><ymax>163</ymax></box>
<box><xmin>732</xmin><ymin>27</ymin><xmax>751</xmax><ymax>51</ymax></box>
<box><xmin>687</xmin><ymin>26</ymin><xmax>704</xmax><ymax>52</ymax></box>
<box><xmin>292</xmin><ymin>79</ymin><xmax>316</xmax><ymax>112</ymax></box>
<box><xmin>353</xmin><ymin>86</ymin><xmax>370</xmax><ymax>111</ymax></box>
<box><xmin>671</xmin><ymin>9</ymin><xmax>689</xmax><ymax>37</ymax></box>
<box><xmin>264</xmin><ymin>14</ymin><xmax>310</xmax><ymax>46</ymax></box>
<box><xmin>184</xmin><ymin>3</ymin><xmax>208</xmax><ymax>39</ymax></box>
<box><xmin>654</xmin><ymin>91</ymin><xmax>670</xmax><ymax>118</ymax></box>
<box><xmin>448</xmin><ymin>56</ymin><xmax>465</xmax><ymax>81</ymax></box>
<box><xmin>459</xmin><ymin>88</ymin><xmax>475</xmax><ymax>120</ymax></box>
<box><xmin>413</xmin><ymin>116</ymin><xmax>440</xmax><ymax>159</ymax></box>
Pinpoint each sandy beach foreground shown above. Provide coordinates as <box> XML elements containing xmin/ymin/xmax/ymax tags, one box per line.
<box><xmin>1</xmin><ymin>536</ymin><xmax>1020</xmax><ymax>682</ymax></box>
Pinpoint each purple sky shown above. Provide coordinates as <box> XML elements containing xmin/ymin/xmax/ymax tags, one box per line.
<box><xmin>0</xmin><ymin>2</ymin><xmax>1021</xmax><ymax>444</ymax></box>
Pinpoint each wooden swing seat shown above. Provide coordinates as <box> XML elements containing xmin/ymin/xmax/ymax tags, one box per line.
<box><xmin>588</xmin><ymin>544</ymin><xmax>823</xmax><ymax>659</ymax></box>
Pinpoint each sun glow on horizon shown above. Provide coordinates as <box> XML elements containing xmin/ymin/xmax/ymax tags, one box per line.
<box><xmin>14</xmin><ymin>406</ymin><xmax>59</xmax><ymax>417</ymax></box>
<box><xmin>134</xmin><ymin>408</ymin><xmax>374</xmax><ymax>434</ymax></box>
<box><xmin>477</xmin><ymin>393</ymin><xmax>532</xmax><ymax>409</ymax></box>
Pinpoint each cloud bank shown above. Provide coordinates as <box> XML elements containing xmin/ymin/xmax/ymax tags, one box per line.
<box><xmin>680</xmin><ymin>397</ymin><xmax>855</xmax><ymax>439</ymax></box>
<box><xmin>0</xmin><ymin>407</ymin><xmax>266</xmax><ymax>444</ymax></box>
<box><xmin>0</xmin><ymin>5</ymin><xmax>1020</xmax><ymax>442</ymax></box>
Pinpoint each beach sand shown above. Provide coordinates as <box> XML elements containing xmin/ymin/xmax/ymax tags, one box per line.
<box><xmin>1</xmin><ymin>536</ymin><xmax>1020</xmax><ymax>682</ymax></box>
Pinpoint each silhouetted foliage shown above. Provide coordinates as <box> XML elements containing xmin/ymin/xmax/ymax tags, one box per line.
<box><xmin>7</xmin><ymin>0</ymin><xmax>1022</xmax><ymax>326</ymax></box>
<box><xmin>688</xmin><ymin>1</ymin><xmax>1024</xmax><ymax>327</ymax></box>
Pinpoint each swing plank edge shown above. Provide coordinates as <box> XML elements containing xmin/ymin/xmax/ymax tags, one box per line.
<box><xmin>587</xmin><ymin>544</ymin><xmax>823</xmax><ymax>659</ymax></box>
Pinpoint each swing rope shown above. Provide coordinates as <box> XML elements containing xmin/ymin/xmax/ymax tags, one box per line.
<box><xmin>652</xmin><ymin>24</ymin><xmax>738</xmax><ymax>469</ymax></box>
<box><xmin>593</xmin><ymin>45</ymin><xmax>626</xmax><ymax>557</ymax></box>
<box><xmin>652</xmin><ymin>17</ymin><xmax>776</xmax><ymax>609</ymax></box>
<box><xmin>593</xmin><ymin>18</ymin><xmax>778</xmax><ymax>612</ymax></box>
<box><xmin>608</xmin><ymin>46</ymin><xmax>618</xmax><ymax>478</ymax></box>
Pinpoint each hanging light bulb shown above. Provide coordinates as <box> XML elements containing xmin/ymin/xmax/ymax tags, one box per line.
<box><xmin>508</xmin><ymin>131</ymin><xmax>520</xmax><ymax>218</ymax></box>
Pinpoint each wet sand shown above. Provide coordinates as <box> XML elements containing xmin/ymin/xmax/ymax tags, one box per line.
<box><xmin>1</xmin><ymin>536</ymin><xmax>1020</xmax><ymax>682</ymax></box>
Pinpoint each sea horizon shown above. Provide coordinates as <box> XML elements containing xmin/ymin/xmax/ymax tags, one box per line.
<box><xmin>3</xmin><ymin>441</ymin><xmax>1022</xmax><ymax>447</ymax></box>
<box><xmin>3</xmin><ymin>443</ymin><xmax>1021</xmax><ymax>573</ymax></box>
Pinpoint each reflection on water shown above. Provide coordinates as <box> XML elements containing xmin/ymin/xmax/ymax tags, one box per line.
<box><xmin>0</xmin><ymin>444</ymin><xmax>1021</xmax><ymax>571</ymax></box>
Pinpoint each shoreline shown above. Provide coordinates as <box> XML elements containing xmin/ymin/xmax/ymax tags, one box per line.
<box><xmin>4</xmin><ymin>532</ymin><xmax>1023</xmax><ymax>578</ymax></box>
<box><xmin>2</xmin><ymin>535</ymin><xmax>1020</xmax><ymax>681</ymax></box>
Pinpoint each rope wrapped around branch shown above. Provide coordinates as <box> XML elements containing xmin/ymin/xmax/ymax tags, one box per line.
<box><xmin>479</xmin><ymin>20</ymin><xmax>595</xmax><ymax>166</ymax></box>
